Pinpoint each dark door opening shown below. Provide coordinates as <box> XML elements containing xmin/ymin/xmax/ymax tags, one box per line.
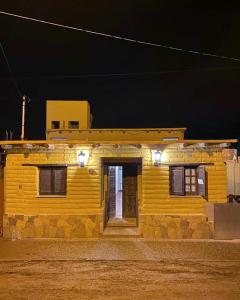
<box><xmin>103</xmin><ymin>160</ymin><xmax>140</xmax><ymax>228</ymax></box>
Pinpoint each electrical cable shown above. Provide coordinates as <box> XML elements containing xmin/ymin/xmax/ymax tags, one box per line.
<box><xmin>0</xmin><ymin>10</ymin><xmax>240</xmax><ymax>62</ymax></box>
<box><xmin>0</xmin><ymin>66</ymin><xmax>240</xmax><ymax>82</ymax></box>
<box><xmin>0</xmin><ymin>41</ymin><xmax>22</xmax><ymax>98</ymax></box>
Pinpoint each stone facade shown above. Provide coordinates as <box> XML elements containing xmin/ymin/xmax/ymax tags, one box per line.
<box><xmin>140</xmin><ymin>215</ymin><xmax>213</xmax><ymax>239</ymax></box>
<box><xmin>3</xmin><ymin>214</ymin><xmax>101</xmax><ymax>239</ymax></box>
<box><xmin>3</xmin><ymin>214</ymin><xmax>214</xmax><ymax>240</ymax></box>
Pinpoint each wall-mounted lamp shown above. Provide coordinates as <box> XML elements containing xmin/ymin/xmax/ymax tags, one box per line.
<box><xmin>77</xmin><ymin>150</ymin><xmax>90</xmax><ymax>167</ymax></box>
<box><xmin>153</xmin><ymin>150</ymin><xmax>162</xmax><ymax>166</ymax></box>
<box><xmin>78</xmin><ymin>151</ymin><xmax>85</xmax><ymax>167</ymax></box>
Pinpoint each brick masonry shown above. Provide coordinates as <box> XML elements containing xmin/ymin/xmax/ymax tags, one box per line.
<box><xmin>3</xmin><ymin>214</ymin><xmax>101</xmax><ymax>239</ymax></box>
<box><xmin>140</xmin><ymin>215</ymin><xmax>214</xmax><ymax>239</ymax></box>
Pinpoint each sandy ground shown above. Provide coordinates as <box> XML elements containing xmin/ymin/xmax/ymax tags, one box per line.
<box><xmin>0</xmin><ymin>239</ymin><xmax>240</xmax><ymax>299</ymax></box>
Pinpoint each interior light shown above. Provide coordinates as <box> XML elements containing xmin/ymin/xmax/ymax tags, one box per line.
<box><xmin>154</xmin><ymin>150</ymin><xmax>162</xmax><ymax>166</ymax></box>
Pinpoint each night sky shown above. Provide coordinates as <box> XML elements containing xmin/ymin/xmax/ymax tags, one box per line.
<box><xmin>0</xmin><ymin>1</ymin><xmax>240</xmax><ymax>140</ymax></box>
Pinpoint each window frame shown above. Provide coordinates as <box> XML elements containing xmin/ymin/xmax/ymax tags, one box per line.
<box><xmin>39</xmin><ymin>166</ymin><xmax>67</xmax><ymax>196</ymax></box>
<box><xmin>184</xmin><ymin>167</ymin><xmax>198</xmax><ymax>196</ymax></box>
<box><xmin>51</xmin><ymin>121</ymin><xmax>60</xmax><ymax>129</ymax></box>
<box><xmin>170</xmin><ymin>165</ymin><xmax>200</xmax><ymax>197</ymax></box>
<box><xmin>68</xmin><ymin>121</ymin><xmax>79</xmax><ymax>129</ymax></box>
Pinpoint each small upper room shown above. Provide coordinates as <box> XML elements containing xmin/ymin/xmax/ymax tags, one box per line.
<box><xmin>46</xmin><ymin>100</ymin><xmax>92</xmax><ymax>139</ymax></box>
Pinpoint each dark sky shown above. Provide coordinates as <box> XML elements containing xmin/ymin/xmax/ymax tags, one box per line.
<box><xmin>0</xmin><ymin>1</ymin><xmax>240</xmax><ymax>140</ymax></box>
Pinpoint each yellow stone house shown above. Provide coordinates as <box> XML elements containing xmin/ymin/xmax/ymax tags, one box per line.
<box><xmin>0</xmin><ymin>100</ymin><xmax>236</xmax><ymax>239</ymax></box>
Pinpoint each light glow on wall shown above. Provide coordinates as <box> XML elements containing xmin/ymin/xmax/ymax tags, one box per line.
<box><xmin>151</xmin><ymin>149</ymin><xmax>169</xmax><ymax>165</ymax></box>
<box><xmin>152</xmin><ymin>150</ymin><xmax>162</xmax><ymax>166</ymax></box>
<box><xmin>77</xmin><ymin>150</ymin><xmax>89</xmax><ymax>167</ymax></box>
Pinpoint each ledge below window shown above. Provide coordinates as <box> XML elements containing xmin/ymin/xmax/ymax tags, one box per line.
<box><xmin>170</xmin><ymin>195</ymin><xmax>203</xmax><ymax>198</ymax></box>
<box><xmin>36</xmin><ymin>195</ymin><xmax>66</xmax><ymax>198</ymax></box>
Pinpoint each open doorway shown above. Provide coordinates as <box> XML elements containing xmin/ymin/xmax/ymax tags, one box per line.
<box><xmin>102</xmin><ymin>159</ymin><xmax>141</xmax><ymax>228</ymax></box>
<box><xmin>109</xmin><ymin>166</ymin><xmax>123</xmax><ymax>219</ymax></box>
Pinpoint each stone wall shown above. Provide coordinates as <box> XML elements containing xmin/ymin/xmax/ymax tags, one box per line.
<box><xmin>140</xmin><ymin>215</ymin><xmax>213</xmax><ymax>239</ymax></box>
<box><xmin>3</xmin><ymin>215</ymin><xmax>101</xmax><ymax>239</ymax></box>
<box><xmin>3</xmin><ymin>214</ymin><xmax>214</xmax><ymax>240</ymax></box>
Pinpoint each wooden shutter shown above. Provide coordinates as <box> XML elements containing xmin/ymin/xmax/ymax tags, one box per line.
<box><xmin>39</xmin><ymin>168</ymin><xmax>52</xmax><ymax>194</ymax></box>
<box><xmin>53</xmin><ymin>168</ymin><xmax>66</xmax><ymax>195</ymax></box>
<box><xmin>170</xmin><ymin>166</ymin><xmax>184</xmax><ymax>195</ymax></box>
<box><xmin>197</xmin><ymin>165</ymin><xmax>207</xmax><ymax>198</ymax></box>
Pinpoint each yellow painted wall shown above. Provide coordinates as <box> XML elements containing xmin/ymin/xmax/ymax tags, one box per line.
<box><xmin>46</xmin><ymin>100</ymin><xmax>91</xmax><ymax>139</ymax></box>
<box><xmin>141</xmin><ymin>145</ymin><xmax>227</xmax><ymax>215</ymax></box>
<box><xmin>47</xmin><ymin>128</ymin><xmax>185</xmax><ymax>142</ymax></box>
<box><xmin>4</xmin><ymin>144</ymin><xmax>227</xmax><ymax>217</ymax></box>
<box><xmin>0</xmin><ymin>167</ymin><xmax>3</xmax><ymax>229</ymax></box>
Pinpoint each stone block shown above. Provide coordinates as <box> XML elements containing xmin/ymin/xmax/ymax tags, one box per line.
<box><xmin>49</xmin><ymin>217</ymin><xmax>58</xmax><ymax>226</ymax></box>
<box><xmin>39</xmin><ymin>216</ymin><xmax>50</xmax><ymax>226</ymax></box>
<box><xmin>16</xmin><ymin>220</ymin><xmax>26</xmax><ymax>230</ymax></box>
<box><xmin>182</xmin><ymin>227</ymin><xmax>194</xmax><ymax>239</ymax></box>
<box><xmin>28</xmin><ymin>216</ymin><xmax>36</xmax><ymax>224</ymax></box>
<box><xmin>159</xmin><ymin>225</ymin><xmax>168</xmax><ymax>238</ymax></box>
<box><xmin>34</xmin><ymin>217</ymin><xmax>43</xmax><ymax>227</ymax></box>
<box><xmin>3</xmin><ymin>225</ymin><xmax>11</xmax><ymax>239</ymax></box>
<box><xmin>71</xmin><ymin>222</ymin><xmax>85</xmax><ymax>238</ymax></box>
<box><xmin>176</xmin><ymin>228</ymin><xmax>184</xmax><ymax>239</ymax></box>
<box><xmin>154</xmin><ymin>229</ymin><xmax>162</xmax><ymax>240</ymax></box>
<box><xmin>35</xmin><ymin>226</ymin><xmax>44</xmax><ymax>238</ymax></box>
<box><xmin>8</xmin><ymin>217</ymin><xmax>17</xmax><ymax>226</ymax></box>
<box><xmin>48</xmin><ymin>226</ymin><xmax>57</xmax><ymax>238</ymax></box>
<box><xmin>168</xmin><ymin>221</ymin><xmax>177</xmax><ymax>229</ymax></box>
<box><xmin>42</xmin><ymin>225</ymin><xmax>50</xmax><ymax>237</ymax></box>
<box><xmin>57</xmin><ymin>218</ymin><xmax>68</xmax><ymax>227</ymax></box>
<box><xmin>22</xmin><ymin>223</ymin><xmax>35</xmax><ymax>238</ymax></box>
<box><xmin>168</xmin><ymin>227</ymin><xmax>177</xmax><ymax>239</ymax></box>
<box><xmin>144</xmin><ymin>226</ymin><xmax>154</xmax><ymax>239</ymax></box>
<box><xmin>84</xmin><ymin>218</ymin><xmax>96</xmax><ymax>238</ymax></box>
<box><xmin>180</xmin><ymin>219</ymin><xmax>190</xmax><ymax>230</ymax></box>
<box><xmin>65</xmin><ymin>227</ymin><xmax>72</xmax><ymax>238</ymax></box>
<box><xmin>192</xmin><ymin>230</ymin><xmax>203</xmax><ymax>239</ymax></box>
<box><xmin>3</xmin><ymin>216</ymin><xmax>9</xmax><ymax>227</ymax></box>
<box><xmin>56</xmin><ymin>227</ymin><xmax>65</xmax><ymax>238</ymax></box>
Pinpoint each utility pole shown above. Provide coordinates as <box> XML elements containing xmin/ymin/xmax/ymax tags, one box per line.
<box><xmin>21</xmin><ymin>95</ymin><xmax>26</xmax><ymax>140</ymax></box>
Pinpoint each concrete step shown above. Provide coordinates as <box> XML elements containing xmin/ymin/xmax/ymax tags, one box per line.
<box><xmin>106</xmin><ymin>222</ymin><xmax>137</xmax><ymax>227</ymax></box>
<box><xmin>100</xmin><ymin>227</ymin><xmax>142</xmax><ymax>239</ymax></box>
<box><xmin>107</xmin><ymin>218</ymin><xmax>137</xmax><ymax>227</ymax></box>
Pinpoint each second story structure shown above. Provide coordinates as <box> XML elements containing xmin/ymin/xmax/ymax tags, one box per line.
<box><xmin>46</xmin><ymin>100</ymin><xmax>92</xmax><ymax>139</ymax></box>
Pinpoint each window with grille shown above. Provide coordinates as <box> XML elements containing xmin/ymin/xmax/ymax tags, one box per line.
<box><xmin>170</xmin><ymin>165</ymin><xmax>207</xmax><ymax>197</ymax></box>
<box><xmin>39</xmin><ymin>167</ymin><xmax>67</xmax><ymax>196</ymax></box>
<box><xmin>185</xmin><ymin>167</ymin><xmax>197</xmax><ymax>195</ymax></box>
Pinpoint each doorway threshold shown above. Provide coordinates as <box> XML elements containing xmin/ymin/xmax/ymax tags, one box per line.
<box><xmin>101</xmin><ymin>226</ymin><xmax>142</xmax><ymax>239</ymax></box>
<box><xmin>107</xmin><ymin>217</ymin><xmax>137</xmax><ymax>227</ymax></box>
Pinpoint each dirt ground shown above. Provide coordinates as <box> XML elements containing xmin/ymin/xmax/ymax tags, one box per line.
<box><xmin>0</xmin><ymin>239</ymin><xmax>240</xmax><ymax>299</ymax></box>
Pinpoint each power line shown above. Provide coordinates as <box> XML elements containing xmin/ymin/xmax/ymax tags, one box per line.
<box><xmin>0</xmin><ymin>66</ymin><xmax>239</xmax><ymax>82</ymax></box>
<box><xmin>1</xmin><ymin>10</ymin><xmax>240</xmax><ymax>62</ymax></box>
<box><xmin>0</xmin><ymin>41</ymin><xmax>22</xmax><ymax>98</ymax></box>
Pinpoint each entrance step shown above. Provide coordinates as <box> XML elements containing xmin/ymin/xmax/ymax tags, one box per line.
<box><xmin>107</xmin><ymin>217</ymin><xmax>137</xmax><ymax>227</ymax></box>
<box><xmin>101</xmin><ymin>227</ymin><xmax>142</xmax><ymax>239</ymax></box>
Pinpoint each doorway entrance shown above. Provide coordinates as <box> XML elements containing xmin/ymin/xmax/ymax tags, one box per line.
<box><xmin>102</xmin><ymin>158</ymin><xmax>141</xmax><ymax>228</ymax></box>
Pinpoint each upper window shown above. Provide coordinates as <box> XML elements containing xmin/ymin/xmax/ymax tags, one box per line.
<box><xmin>170</xmin><ymin>165</ymin><xmax>207</xmax><ymax>197</ymax></box>
<box><xmin>39</xmin><ymin>167</ymin><xmax>67</xmax><ymax>196</ymax></box>
<box><xmin>51</xmin><ymin>121</ymin><xmax>60</xmax><ymax>129</ymax></box>
<box><xmin>69</xmin><ymin>121</ymin><xmax>79</xmax><ymax>129</ymax></box>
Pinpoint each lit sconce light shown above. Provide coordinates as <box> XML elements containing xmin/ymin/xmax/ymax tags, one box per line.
<box><xmin>153</xmin><ymin>150</ymin><xmax>162</xmax><ymax>166</ymax></box>
<box><xmin>77</xmin><ymin>150</ymin><xmax>89</xmax><ymax>167</ymax></box>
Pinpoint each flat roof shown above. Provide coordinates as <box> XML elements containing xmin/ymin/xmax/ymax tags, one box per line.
<box><xmin>0</xmin><ymin>139</ymin><xmax>237</xmax><ymax>146</ymax></box>
<box><xmin>47</xmin><ymin>128</ymin><xmax>187</xmax><ymax>132</ymax></box>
